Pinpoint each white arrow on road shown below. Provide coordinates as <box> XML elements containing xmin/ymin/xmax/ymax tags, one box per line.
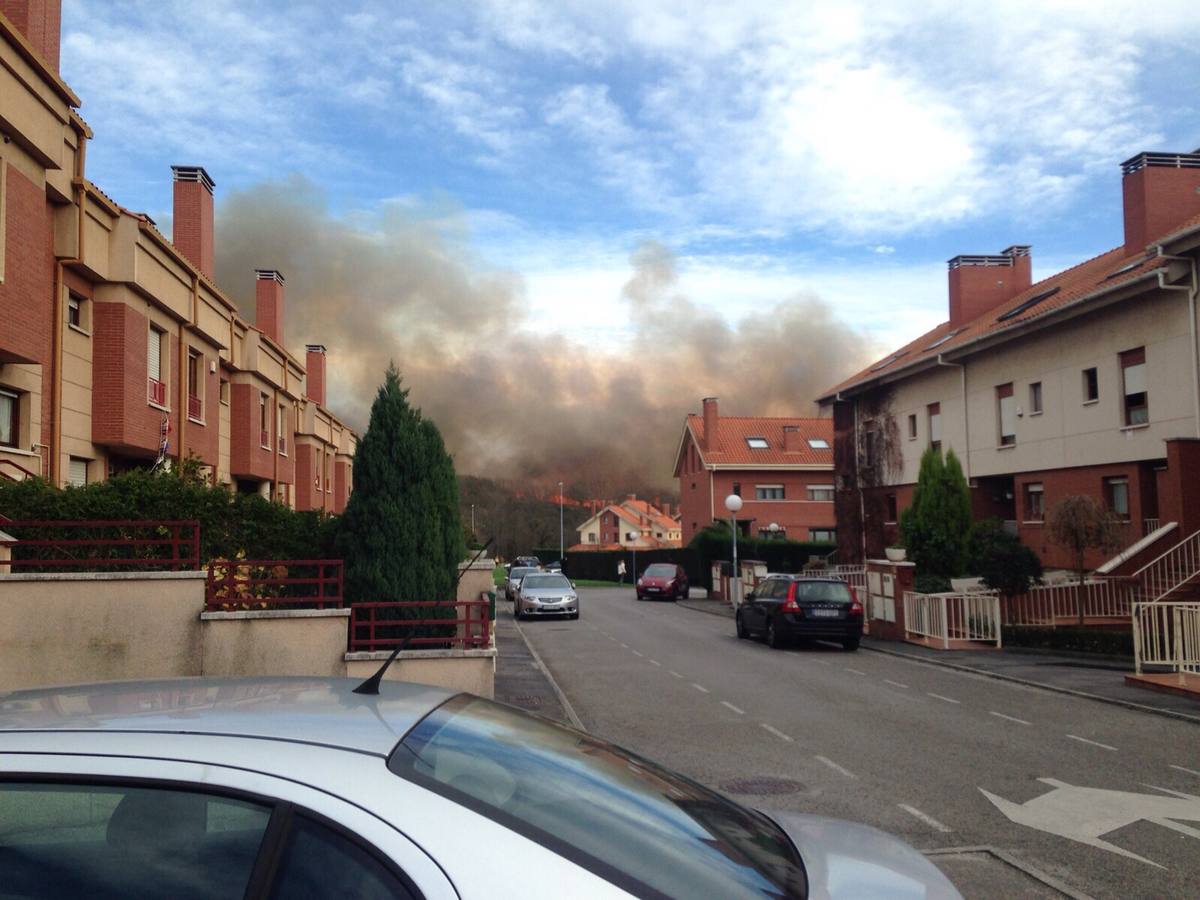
<box><xmin>981</xmin><ymin>778</ymin><xmax>1200</xmax><ymax>868</ymax></box>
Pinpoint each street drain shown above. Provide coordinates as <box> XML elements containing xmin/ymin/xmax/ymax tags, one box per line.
<box><xmin>719</xmin><ymin>777</ymin><xmax>804</xmax><ymax>796</ymax></box>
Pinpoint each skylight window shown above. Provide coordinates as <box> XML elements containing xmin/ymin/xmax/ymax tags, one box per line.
<box><xmin>807</xmin><ymin>438</ymin><xmax>830</xmax><ymax>449</ymax></box>
<box><xmin>1105</xmin><ymin>258</ymin><xmax>1147</xmax><ymax>280</ymax></box>
<box><xmin>923</xmin><ymin>329</ymin><xmax>963</xmax><ymax>351</ymax></box>
<box><xmin>996</xmin><ymin>287</ymin><xmax>1060</xmax><ymax>323</ymax></box>
<box><xmin>869</xmin><ymin>351</ymin><xmax>907</xmax><ymax>372</ymax></box>
<box><xmin>746</xmin><ymin>437</ymin><xmax>769</xmax><ymax>449</ymax></box>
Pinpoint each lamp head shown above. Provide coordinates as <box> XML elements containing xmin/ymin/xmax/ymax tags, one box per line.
<box><xmin>724</xmin><ymin>494</ymin><xmax>743</xmax><ymax>514</ymax></box>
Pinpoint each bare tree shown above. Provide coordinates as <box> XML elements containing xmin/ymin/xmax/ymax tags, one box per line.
<box><xmin>1046</xmin><ymin>495</ymin><xmax>1123</xmax><ymax>625</ymax></box>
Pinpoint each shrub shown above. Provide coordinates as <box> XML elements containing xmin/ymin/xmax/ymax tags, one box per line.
<box><xmin>913</xmin><ymin>573</ymin><xmax>952</xmax><ymax>594</ymax></box>
<box><xmin>967</xmin><ymin>518</ymin><xmax>1042</xmax><ymax>599</ymax></box>
<box><xmin>1001</xmin><ymin>626</ymin><xmax>1132</xmax><ymax>658</ymax></box>
<box><xmin>900</xmin><ymin>447</ymin><xmax>972</xmax><ymax>578</ymax></box>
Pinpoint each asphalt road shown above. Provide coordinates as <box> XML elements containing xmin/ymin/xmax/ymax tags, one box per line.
<box><xmin>511</xmin><ymin>586</ymin><xmax>1200</xmax><ymax>900</ymax></box>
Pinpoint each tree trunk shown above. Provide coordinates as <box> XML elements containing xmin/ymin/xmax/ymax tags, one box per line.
<box><xmin>1076</xmin><ymin>557</ymin><xmax>1086</xmax><ymax>627</ymax></box>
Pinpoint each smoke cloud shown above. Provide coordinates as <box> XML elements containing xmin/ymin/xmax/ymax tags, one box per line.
<box><xmin>215</xmin><ymin>177</ymin><xmax>873</xmax><ymax>496</ymax></box>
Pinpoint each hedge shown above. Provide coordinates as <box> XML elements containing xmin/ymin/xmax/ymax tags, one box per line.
<box><xmin>688</xmin><ymin>526</ymin><xmax>836</xmax><ymax>587</ymax></box>
<box><xmin>547</xmin><ymin>548</ymin><xmax>703</xmax><ymax>585</ymax></box>
<box><xmin>1001</xmin><ymin>626</ymin><xmax>1133</xmax><ymax>658</ymax></box>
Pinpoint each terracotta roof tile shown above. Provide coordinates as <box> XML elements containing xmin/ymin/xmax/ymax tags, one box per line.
<box><xmin>689</xmin><ymin>416</ymin><xmax>833</xmax><ymax>467</ymax></box>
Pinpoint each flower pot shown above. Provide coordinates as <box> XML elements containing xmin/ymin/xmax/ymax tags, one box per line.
<box><xmin>885</xmin><ymin>547</ymin><xmax>907</xmax><ymax>562</ymax></box>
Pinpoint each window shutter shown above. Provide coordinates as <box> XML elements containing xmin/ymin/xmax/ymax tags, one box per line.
<box><xmin>68</xmin><ymin>457</ymin><xmax>88</xmax><ymax>487</ymax></box>
<box><xmin>147</xmin><ymin>328</ymin><xmax>161</xmax><ymax>382</ymax></box>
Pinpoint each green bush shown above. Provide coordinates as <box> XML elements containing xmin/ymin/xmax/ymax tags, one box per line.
<box><xmin>968</xmin><ymin>518</ymin><xmax>1042</xmax><ymax>597</ymax></box>
<box><xmin>689</xmin><ymin>525</ymin><xmax>834</xmax><ymax>587</ymax></box>
<box><xmin>913</xmin><ymin>573</ymin><xmax>952</xmax><ymax>594</ymax></box>
<box><xmin>1001</xmin><ymin>626</ymin><xmax>1132</xmax><ymax>658</ymax></box>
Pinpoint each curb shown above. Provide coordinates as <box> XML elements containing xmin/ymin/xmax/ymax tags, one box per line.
<box><xmin>511</xmin><ymin>616</ymin><xmax>586</xmax><ymax>731</ymax></box>
<box><xmin>677</xmin><ymin>600</ymin><xmax>734</xmax><ymax>619</ymax></box>
<box><xmin>861</xmin><ymin>643</ymin><xmax>1200</xmax><ymax>726</ymax></box>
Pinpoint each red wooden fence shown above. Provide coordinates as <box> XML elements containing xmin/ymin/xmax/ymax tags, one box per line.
<box><xmin>349</xmin><ymin>600</ymin><xmax>491</xmax><ymax>652</ymax></box>
<box><xmin>0</xmin><ymin>520</ymin><xmax>200</xmax><ymax>571</ymax></box>
<box><xmin>205</xmin><ymin>559</ymin><xmax>344</xmax><ymax>611</ymax></box>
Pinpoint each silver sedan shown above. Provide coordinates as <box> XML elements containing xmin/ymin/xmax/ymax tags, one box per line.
<box><xmin>0</xmin><ymin>677</ymin><xmax>962</xmax><ymax>899</ymax></box>
<box><xmin>515</xmin><ymin>572</ymin><xmax>579</xmax><ymax>620</ymax></box>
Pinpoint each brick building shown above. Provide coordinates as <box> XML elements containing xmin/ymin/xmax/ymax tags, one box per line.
<box><xmin>0</xmin><ymin>3</ymin><xmax>356</xmax><ymax>509</ymax></box>
<box><xmin>673</xmin><ymin>398</ymin><xmax>835</xmax><ymax>544</ymax></box>
<box><xmin>817</xmin><ymin>148</ymin><xmax>1200</xmax><ymax>570</ymax></box>
<box><xmin>574</xmin><ymin>495</ymin><xmax>682</xmax><ymax>550</ymax></box>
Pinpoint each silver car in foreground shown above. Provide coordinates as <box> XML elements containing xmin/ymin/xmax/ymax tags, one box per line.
<box><xmin>515</xmin><ymin>572</ymin><xmax>579</xmax><ymax>620</ymax></box>
<box><xmin>0</xmin><ymin>678</ymin><xmax>962</xmax><ymax>899</ymax></box>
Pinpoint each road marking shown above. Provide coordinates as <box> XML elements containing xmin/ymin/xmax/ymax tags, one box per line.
<box><xmin>927</xmin><ymin>692</ymin><xmax>961</xmax><ymax>704</ymax></box>
<box><xmin>761</xmin><ymin>724</ymin><xmax>794</xmax><ymax>742</ymax></box>
<box><xmin>1170</xmin><ymin>764</ymin><xmax>1200</xmax><ymax>778</ymax></box>
<box><xmin>631</xmin><ymin>650</ymin><xmax>644</xmax><ymax>657</ymax></box>
<box><xmin>721</xmin><ymin>701</ymin><xmax>745</xmax><ymax>715</ymax></box>
<box><xmin>811</xmin><ymin>659</ymin><xmax>831</xmax><ymax>666</ymax></box>
<box><xmin>620</xmin><ymin>643</ymin><xmax>629</xmax><ymax>649</ymax></box>
<box><xmin>691</xmin><ymin>683</ymin><xmax>710</xmax><ymax>693</ymax></box>
<box><xmin>1066</xmin><ymin>734</ymin><xmax>1118</xmax><ymax>752</ymax></box>
<box><xmin>990</xmin><ymin>711</ymin><xmax>1031</xmax><ymax>725</ymax></box>
<box><xmin>669</xmin><ymin>670</ymin><xmax>683</xmax><ymax>679</ymax></box>
<box><xmin>649</xmin><ymin>659</ymin><xmax>662</xmax><ymax>667</ymax></box>
<box><xmin>845</xmin><ymin>667</ymin><xmax>867</xmax><ymax>676</ymax></box>
<box><xmin>815</xmin><ymin>755</ymin><xmax>856</xmax><ymax>778</ymax></box>
<box><xmin>898</xmin><ymin>804</ymin><xmax>952</xmax><ymax>833</ymax></box>
<box><xmin>884</xmin><ymin>679</ymin><xmax>909</xmax><ymax>689</ymax></box>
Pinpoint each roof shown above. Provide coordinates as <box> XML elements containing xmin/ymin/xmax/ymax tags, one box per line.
<box><xmin>0</xmin><ymin>677</ymin><xmax>455</xmax><ymax>756</ymax></box>
<box><xmin>620</xmin><ymin>498</ymin><xmax>679</xmax><ymax>531</ymax></box>
<box><xmin>818</xmin><ymin>235</ymin><xmax>1190</xmax><ymax>401</ymax></box>
<box><xmin>681</xmin><ymin>416</ymin><xmax>834</xmax><ymax>469</ymax></box>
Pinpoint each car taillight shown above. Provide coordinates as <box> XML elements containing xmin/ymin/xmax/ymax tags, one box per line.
<box><xmin>781</xmin><ymin>590</ymin><xmax>800</xmax><ymax>613</ymax></box>
<box><xmin>849</xmin><ymin>587</ymin><xmax>864</xmax><ymax>616</ymax></box>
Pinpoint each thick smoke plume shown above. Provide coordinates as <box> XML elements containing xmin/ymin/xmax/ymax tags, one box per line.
<box><xmin>215</xmin><ymin>178</ymin><xmax>873</xmax><ymax>496</ymax></box>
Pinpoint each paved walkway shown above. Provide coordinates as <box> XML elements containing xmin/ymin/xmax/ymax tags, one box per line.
<box><xmin>492</xmin><ymin>605</ymin><xmax>577</xmax><ymax>726</ymax></box>
<box><xmin>677</xmin><ymin>591</ymin><xmax>1200</xmax><ymax>723</ymax></box>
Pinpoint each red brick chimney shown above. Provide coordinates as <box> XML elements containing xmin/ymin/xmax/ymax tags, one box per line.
<box><xmin>2</xmin><ymin>0</ymin><xmax>61</xmax><ymax>71</ymax></box>
<box><xmin>662</xmin><ymin>501</ymin><xmax>671</xmax><ymax>517</ymax></box>
<box><xmin>255</xmin><ymin>269</ymin><xmax>285</xmax><ymax>345</ymax></box>
<box><xmin>305</xmin><ymin>344</ymin><xmax>326</xmax><ymax>406</ymax></box>
<box><xmin>783</xmin><ymin>425</ymin><xmax>802</xmax><ymax>452</ymax></box>
<box><xmin>171</xmin><ymin>166</ymin><xmax>215</xmax><ymax>279</ymax></box>
<box><xmin>947</xmin><ymin>245</ymin><xmax>1031</xmax><ymax>327</ymax></box>
<box><xmin>1121</xmin><ymin>151</ymin><xmax>1200</xmax><ymax>256</ymax></box>
<box><xmin>702</xmin><ymin>397</ymin><xmax>719</xmax><ymax>451</ymax></box>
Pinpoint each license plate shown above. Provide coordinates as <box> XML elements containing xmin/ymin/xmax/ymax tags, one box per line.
<box><xmin>811</xmin><ymin>609</ymin><xmax>840</xmax><ymax>618</ymax></box>
<box><xmin>646</xmin><ymin>587</ymin><xmax>660</xmax><ymax>592</ymax></box>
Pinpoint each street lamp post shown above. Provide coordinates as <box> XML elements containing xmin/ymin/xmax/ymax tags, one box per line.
<box><xmin>558</xmin><ymin>481</ymin><xmax>564</xmax><ymax>563</ymax></box>
<box><xmin>725</xmin><ymin>494</ymin><xmax>743</xmax><ymax>607</ymax></box>
<box><xmin>471</xmin><ymin>504</ymin><xmax>476</xmax><ymax>537</ymax></box>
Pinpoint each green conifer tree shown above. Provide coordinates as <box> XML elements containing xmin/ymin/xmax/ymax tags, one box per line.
<box><xmin>900</xmin><ymin>446</ymin><xmax>973</xmax><ymax>577</ymax></box>
<box><xmin>337</xmin><ymin>364</ymin><xmax>465</xmax><ymax>602</ymax></box>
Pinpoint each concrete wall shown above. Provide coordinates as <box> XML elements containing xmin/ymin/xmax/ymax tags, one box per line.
<box><xmin>457</xmin><ymin>556</ymin><xmax>495</xmax><ymax>603</ymax></box>
<box><xmin>0</xmin><ymin>572</ymin><xmax>204</xmax><ymax>691</ymax></box>
<box><xmin>345</xmin><ymin>649</ymin><xmax>496</xmax><ymax>699</ymax></box>
<box><xmin>200</xmin><ymin>609</ymin><xmax>350</xmax><ymax>678</ymax></box>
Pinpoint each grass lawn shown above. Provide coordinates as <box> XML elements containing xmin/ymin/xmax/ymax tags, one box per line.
<box><xmin>493</xmin><ymin>565</ymin><xmax>507</xmax><ymax>586</ymax></box>
<box><xmin>570</xmin><ymin>578</ymin><xmax>625</xmax><ymax>587</ymax></box>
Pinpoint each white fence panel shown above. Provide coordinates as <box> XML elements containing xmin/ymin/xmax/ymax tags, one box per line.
<box><xmin>1134</xmin><ymin>602</ymin><xmax>1200</xmax><ymax>676</ymax></box>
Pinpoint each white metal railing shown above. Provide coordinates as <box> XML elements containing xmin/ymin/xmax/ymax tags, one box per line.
<box><xmin>1133</xmin><ymin>602</ymin><xmax>1200</xmax><ymax>676</ymax></box>
<box><xmin>903</xmin><ymin>591</ymin><xmax>1002</xmax><ymax>648</ymax></box>
<box><xmin>1129</xmin><ymin>528</ymin><xmax>1200</xmax><ymax>603</ymax></box>
<box><xmin>1144</xmin><ymin>518</ymin><xmax>1161</xmax><ymax>536</ymax></box>
<box><xmin>829</xmin><ymin>565</ymin><xmax>866</xmax><ymax>592</ymax></box>
<box><xmin>1007</xmin><ymin>578</ymin><xmax>1134</xmax><ymax>626</ymax></box>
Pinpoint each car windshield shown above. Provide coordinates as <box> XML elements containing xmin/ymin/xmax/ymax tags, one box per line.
<box><xmin>391</xmin><ymin>696</ymin><xmax>807</xmax><ymax>899</ymax></box>
<box><xmin>521</xmin><ymin>574</ymin><xmax>571</xmax><ymax>590</ymax></box>
<box><xmin>644</xmin><ymin>564</ymin><xmax>676</xmax><ymax>577</ymax></box>
<box><xmin>794</xmin><ymin>582</ymin><xmax>853</xmax><ymax>604</ymax></box>
<box><xmin>509</xmin><ymin>567</ymin><xmax>537</xmax><ymax>581</ymax></box>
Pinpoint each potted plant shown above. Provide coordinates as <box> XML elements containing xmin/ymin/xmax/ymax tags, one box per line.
<box><xmin>885</xmin><ymin>543</ymin><xmax>907</xmax><ymax>562</ymax></box>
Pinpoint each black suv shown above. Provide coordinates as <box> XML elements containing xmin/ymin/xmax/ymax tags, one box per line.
<box><xmin>736</xmin><ymin>575</ymin><xmax>863</xmax><ymax>651</ymax></box>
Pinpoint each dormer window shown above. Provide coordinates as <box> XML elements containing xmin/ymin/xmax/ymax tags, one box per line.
<box><xmin>746</xmin><ymin>437</ymin><xmax>769</xmax><ymax>449</ymax></box>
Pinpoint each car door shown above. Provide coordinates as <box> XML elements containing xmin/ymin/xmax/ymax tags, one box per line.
<box><xmin>744</xmin><ymin>578</ymin><xmax>772</xmax><ymax>631</ymax></box>
<box><xmin>756</xmin><ymin>579</ymin><xmax>786</xmax><ymax>630</ymax></box>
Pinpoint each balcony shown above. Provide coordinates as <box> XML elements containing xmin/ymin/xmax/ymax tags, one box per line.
<box><xmin>187</xmin><ymin>394</ymin><xmax>202</xmax><ymax>421</ymax></box>
<box><xmin>260</xmin><ymin>429</ymin><xmax>270</xmax><ymax>448</ymax></box>
<box><xmin>148</xmin><ymin>378</ymin><xmax>166</xmax><ymax>407</ymax></box>
<box><xmin>278</xmin><ymin>436</ymin><xmax>287</xmax><ymax>454</ymax></box>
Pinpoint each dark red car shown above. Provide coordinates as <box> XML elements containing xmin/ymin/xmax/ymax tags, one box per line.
<box><xmin>636</xmin><ymin>563</ymin><xmax>689</xmax><ymax>601</ymax></box>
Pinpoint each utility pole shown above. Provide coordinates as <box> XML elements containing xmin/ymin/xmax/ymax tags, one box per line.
<box><xmin>558</xmin><ymin>481</ymin><xmax>564</xmax><ymax>562</ymax></box>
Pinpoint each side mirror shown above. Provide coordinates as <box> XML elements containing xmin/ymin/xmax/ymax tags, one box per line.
<box><xmin>571</xmin><ymin>581</ymin><xmax>577</xmax><ymax>589</ymax></box>
<box><xmin>745</xmin><ymin>591</ymin><xmax>756</xmax><ymax>602</ymax></box>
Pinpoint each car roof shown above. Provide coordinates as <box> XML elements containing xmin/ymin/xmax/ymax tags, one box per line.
<box><xmin>0</xmin><ymin>677</ymin><xmax>456</xmax><ymax>756</ymax></box>
<box><xmin>763</xmin><ymin>573</ymin><xmax>844</xmax><ymax>581</ymax></box>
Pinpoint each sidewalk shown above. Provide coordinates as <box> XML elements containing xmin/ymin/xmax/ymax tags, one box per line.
<box><xmin>674</xmin><ymin>592</ymin><xmax>1200</xmax><ymax>723</ymax></box>
<box><xmin>492</xmin><ymin>608</ymin><xmax>581</xmax><ymax>727</ymax></box>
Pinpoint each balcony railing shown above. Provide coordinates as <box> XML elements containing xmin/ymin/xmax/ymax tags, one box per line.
<box><xmin>187</xmin><ymin>394</ymin><xmax>202</xmax><ymax>420</ymax></box>
<box><xmin>260</xmin><ymin>428</ymin><xmax>270</xmax><ymax>447</ymax></box>
<box><xmin>148</xmin><ymin>377</ymin><xmax>166</xmax><ymax>406</ymax></box>
<box><xmin>206</xmin><ymin>559</ymin><xmax>343</xmax><ymax>611</ymax></box>
<box><xmin>349</xmin><ymin>600</ymin><xmax>491</xmax><ymax>652</ymax></box>
<box><xmin>278</xmin><ymin>436</ymin><xmax>287</xmax><ymax>454</ymax></box>
<box><xmin>0</xmin><ymin>520</ymin><xmax>200</xmax><ymax>571</ymax></box>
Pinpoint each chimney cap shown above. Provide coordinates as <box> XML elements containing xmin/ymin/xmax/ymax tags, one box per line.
<box><xmin>1001</xmin><ymin>245</ymin><xmax>1031</xmax><ymax>257</ymax></box>
<box><xmin>171</xmin><ymin>166</ymin><xmax>215</xmax><ymax>192</ymax></box>
<box><xmin>1120</xmin><ymin>151</ymin><xmax>1200</xmax><ymax>176</ymax></box>
<box><xmin>305</xmin><ymin>344</ymin><xmax>327</xmax><ymax>353</ymax></box>
<box><xmin>948</xmin><ymin>253</ymin><xmax>1017</xmax><ymax>269</ymax></box>
<box><xmin>255</xmin><ymin>269</ymin><xmax>285</xmax><ymax>283</ymax></box>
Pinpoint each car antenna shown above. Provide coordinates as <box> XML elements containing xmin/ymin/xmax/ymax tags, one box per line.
<box><xmin>352</xmin><ymin>634</ymin><xmax>413</xmax><ymax>695</ymax></box>
<box><xmin>454</xmin><ymin>537</ymin><xmax>494</xmax><ymax>591</ymax></box>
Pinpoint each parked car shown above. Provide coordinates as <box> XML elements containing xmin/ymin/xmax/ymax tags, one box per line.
<box><xmin>543</xmin><ymin>559</ymin><xmax>563</xmax><ymax>573</ymax></box>
<box><xmin>515</xmin><ymin>572</ymin><xmax>579</xmax><ymax>620</ymax></box>
<box><xmin>0</xmin><ymin>677</ymin><xmax>961</xmax><ymax>899</ymax></box>
<box><xmin>736</xmin><ymin>575</ymin><xmax>864</xmax><ymax>651</ymax></box>
<box><xmin>505</xmin><ymin>565</ymin><xmax>540</xmax><ymax>601</ymax></box>
<box><xmin>513</xmin><ymin>555</ymin><xmax>541</xmax><ymax>568</ymax></box>
<box><xmin>636</xmin><ymin>563</ymin><xmax>689</xmax><ymax>601</ymax></box>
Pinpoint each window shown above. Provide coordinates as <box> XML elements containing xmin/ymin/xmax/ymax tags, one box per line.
<box><xmin>755</xmin><ymin>484</ymin><xmax>784</xmax><ymax>500</ymax></box>
<box><xmin>885</xmin><ymin>494</ymin><xmax>898</xmax><ymax>522</ymax></box>
<box><xmin>187</xmin><ymin>349</ymin><xmax>202</xmax><ymax>420</ymax></box>
<box><xmin>1121</xmin><ymin>347</ymin><xmax>1148</xmax><ymax>426</ymax></box>
<box><xmin>907</xmin><ymin>414</ymin><xmax>917</xmax><ymax>439</ymax></box>
<box><xmin>997</xmin><ymin>383</ymin><xmax>1015</xmax><ymax>446</ymax></box>
<box><xmin>996</xmin><ymin>286</ymin><xmax>1060</xmax><ymax>322</ymax></box>
<box><xmin>807</xmin><ymin>484</ymin><xmax>834</xmax><ymax>502</ymax></box>
<box><xmin>588</xmin><ymin>532</ymin><xmax>597</xmax><ymax>543</ymax></box>
<box><xmin>1082</xmin><ymin>367</ymin><xmax>1099</xmax><ymax>403</ymax></box>
<box><xmin>67</xmin><ymin>293</ymin><xmax>86</xmax><ymax>329</ymax></box>
<box><xmin>220</xmin><ymin>378</ymin><xmax>230</xmax><ymax>405</ymax></box>
<box><xmin>316</xmin><ymin>449</ymin><xmax>323</xmax><ymax>488</ymax></box>
<box><xmin>1105</xmin><ymin>476</ymin><xmax>1130</xmax><ymax>519</ymax></box>
<box><xmin>259</xmin><ymin>393</ymin><xmax>270</xmax><ymax>447</ymax></box>
<box><xmin>745</xmin><ymin>437</ymin><xmax>769</xmax><ymax>449</ymax></box>
<box><xmin>0</xmin><ymin>388</ymin><xmax>18</xmax><ymax>448</ymax></box>
<box><xmin>0</xmin><ymin>781</ymin><xmax>271</xmax><ymax>899</ymax></box>
<box><xmin>810</xmin><ymin>528</ymin><xmax>836</xmax><ymax>542</ymax></box>
<box><xmin>731</xmin><ymin>482</ymin><xmax>741</xmax><ymax>496</ymax></box>
<box><xmin>267</xmin><ymin>814</ymin><xmax>416</xmax><ymax>900</ymax></box>
<box><xmin>1024</xmin><ymin>482</ymin><xmax>1044</xmax><ymax>521</ymax></box>
<box><xmin>927</xmin><ymin>402</ymin><xmax>941</xmax><ymax>451</ymax></box>
<box><xmin>278</xmin><ymin>404</ymin><xmax>287</xmax><ymax>454</ymax></box>
<box><xmin>67</xmin><ymin>456</ymin><xmax>88</xmax><ymax>487</ymax></box>
<box><xmin>758</xmin><ymin>526</ymin><xmax>787</xmax><ymax>538</ymax></box>
<box><xmin>147</xmin><ymin>325</ymin><xmax>166</xmax><ymax>406</ymax></box>
<box><xmin>1029</xmin><ymin>381</ymin><xmax>1043</xmax><ymax>415</ymax></box>
<box><xmin>807</xmin><ymin>438</ymin><xmax>829</xmax><ymax>449</ymax></box>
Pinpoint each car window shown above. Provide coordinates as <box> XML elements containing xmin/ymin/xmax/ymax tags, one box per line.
<box><xmin>521</xmin><ymin>574</ymin><xmax>571</xmax><ymax>589</ymax></box>
<box><xmin>794</xmin><ymin>581</ymin><xmax>853</xmax><ymax>604</ymax></box>
<box><xmin>643</xmin><ymin>564</ymin><xmax>676</xmax><ymax>577</ymax></box>
<box><xmin>0</xmin><ymin>781</ymin><xmax>270</xmax><ymax>900</ymax></box>
<box><xmin>392</xmin><ymin>696</ymin><xmax>807</xmax><ymax>900</ymax></box>
<box><xmin>756</xmin><ymin>579</ymin><xmax>781</xmax><ymax>600</ymax></box>
<box><xmin>509</xmin><ymin>567</ymin><xmax>537</xmax><ymax>580</ymax></box>
<box><xmin>267</xmin><ymin>814</ymin><xmax>416</xmax><ymax>900</ymax></box>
